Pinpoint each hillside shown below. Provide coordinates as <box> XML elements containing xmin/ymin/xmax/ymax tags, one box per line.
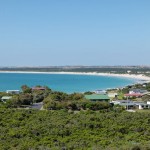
<box><xmin>0</xmin><ymin>109</ymin><xmax>150</xmax><ymax>150</ymax></box>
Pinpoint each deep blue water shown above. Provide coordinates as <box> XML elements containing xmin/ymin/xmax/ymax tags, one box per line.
<box><xmin>0</xmin><ymin>73</ymin><xmax>137</xmax><ymax>93</ymax></box>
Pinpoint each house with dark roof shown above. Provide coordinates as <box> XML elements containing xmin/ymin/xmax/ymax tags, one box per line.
<box><xmin>112</xmin><ymin>100</ymin><xmax>150</xmax><ymax>110</ymax></box>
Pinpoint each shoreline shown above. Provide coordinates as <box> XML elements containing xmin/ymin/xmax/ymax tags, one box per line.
<box><xmin>0</xmin><ymin>71</ymin><xmax>150</xmax><ymax>82</ymax></box>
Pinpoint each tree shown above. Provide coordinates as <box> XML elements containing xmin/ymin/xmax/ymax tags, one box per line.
<box><xmin>19</xmin><ymin>93</ymin><xmax>33</xmax><ymax>105</ymax></box>
<box><xmin>84</xmin><ymin>91</ymin><xmax>93</xmax><ymax>95</ymax></box>
<box><xmin>32</xmin><ymin>90</ymin><xmax>45</xmax><ymax>103</ymax></box>
<box><xmin>21</xmin><ymin>85</ymin><xmax>31</xmax><ymax>93</ymax></box>
<box><xmin>5</xmin><ymin>95</ymin><xmax>21</xmax><ymax>108</ymax></box>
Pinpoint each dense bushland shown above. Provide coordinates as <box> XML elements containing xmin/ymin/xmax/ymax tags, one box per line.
<box><xmin>0</xmin><ymin>109</ymin><xmax>150</xmax><ymax>149</ymax></box>
<box><xmin>0</xmin><ymin>85</ymin><xmax>113</xmax><ymax>111</ymax></box>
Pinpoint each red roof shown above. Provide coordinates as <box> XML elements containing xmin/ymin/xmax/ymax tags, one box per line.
<box><xmin>32</xmin><ymin>87</ymin><xmax>46</xmax><ymax>90</ymax></box>
<box><xmin>124</xmin><ymin>93</ymin><xmax>142</xmax><ymax>97</ymax></box>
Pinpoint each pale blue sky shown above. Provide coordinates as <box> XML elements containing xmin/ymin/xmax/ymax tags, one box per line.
<box><xmin>0</xmin><ymin>0</ymin><xmax>150</xmax><ymax>66</ymax></box>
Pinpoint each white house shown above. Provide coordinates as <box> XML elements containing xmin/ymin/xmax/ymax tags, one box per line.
<box><xmin>6</xmin><ymin>90</ymin><xmax>20</xmax><ymax>94</ymax></box>
<box><xmin>94</xmin><ymin>90</ymin><xmax>107</xmax><ymax>94</ymax></box>
<box><xmin>1</xmin><ymin>96</ymin><xmax>12</xmax><ymax>102</ymax></box>
<box><xmin>108</xmin><ymin>92</ymin><xmax>118</xmax><ymax>98</ymax></box>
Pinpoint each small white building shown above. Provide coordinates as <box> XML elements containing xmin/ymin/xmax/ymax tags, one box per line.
<box><xmin>1</xmin><ymin>96</ymin><xmax>12</xmax><ymax>102</ymax></box>
<box><xmin>134</xmin><ymin>102</ymin><xmax>150</xmax><ymax>110</ymax></box>
<box><xmin>94</xmin><ymin>90</ymin><xmax>107</xmax><ymax>94</ymax></box>
<box><xmin>147</xmin><ymin>101</ymin><xmax>150</xmax><ymax>105</ymax></box>
<box><xmin>6</xmin><ymin>90</ymin><xmax>20</xmax><ymax>94</ymax></box>
<box><xmin>108</xmin><ymin>92</ymin><xmax>118</xmax><ymax>98</ymax></box>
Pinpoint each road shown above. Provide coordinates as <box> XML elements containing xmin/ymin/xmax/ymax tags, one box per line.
<box><xmin>31</xmin><ymin>102</ymin><xmax>43</xmax><ymax>110</ymax></box>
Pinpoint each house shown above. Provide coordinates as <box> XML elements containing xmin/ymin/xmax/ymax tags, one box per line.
<box><xmin>32</xmin><ymin>87</ymin><xmax>46</xmax><ymax>91</ymax></box>
<box><xmin>134</xmin><ymin>102</ymin><xmax>150</xmax><ymax>109</ymax></box>
<box><xmin>111</xmin><ymin>100</ymin><xmax>135</xmax><ymax>109</ymax></box>
<box><xmin>94</xmin><ymin>90</ymin><xmax>107</xmax><ymax>94</ymax></box>
<box><xmin>129</xmin><ymin>89</ymin><xmax>148</xmax><ymax>94</ymax></box>
<box><xmin>111</xmin><ymin>100</ymin><xmax>132</xmax><ymax>105</ymax></box>
<box><xmin>124</xmin><ymin>88</ymin><xmax>149</xmax><ymax>98</ymax></box>
<box><xmin>112</xmin><ymin>100</ymin><xmax>150</xmax><ymax>110</ymax></box>
<box><xmin>1</xmin><ymin>96</ymin><xmax>12</xmax><ymax>102</ymax></box>
<box><xmin>6</xmin><ymin>90</ymin><xmax>20</xmax><ymax>94</ymax></box>
<box><xmin>108</xmin><ymin>92</ymin><xmax>118</xmax><ymax>98</ymax></box>
<box><xmin>124</xmin><ymin>93</ymin><xmax>142</xmax><ymax>98</ymax></box>
<box><xmin>85</xmin><ymin>94</ymin><xmax>110</xmax><ymax>102</ymax></box>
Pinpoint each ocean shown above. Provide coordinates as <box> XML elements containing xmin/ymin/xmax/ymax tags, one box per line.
<box><xmin>0</xmin><ymin>72</ymin><xmax>137</xmax><ymax>93</ymax></box>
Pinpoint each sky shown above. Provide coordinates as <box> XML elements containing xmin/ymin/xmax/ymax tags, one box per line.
<box><xmin>0</xmin><ymin>0</ymin><xmax>150</xmax><ymax>66</ymax></box>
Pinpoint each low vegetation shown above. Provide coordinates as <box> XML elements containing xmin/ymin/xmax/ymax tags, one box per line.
<box><xmin>0</xmin><ymin>84</ymin><xmax>150</xmax><ymax>149</ymax></box>
<box><xmin>0</xmin><ymin>109</ymin><xmax>150</xmax><ymax>149</ymax></box>
<box><xmin>0</xmin><ymin>85</ymin><xmax>113</xmax><ymax>111</ymax></box>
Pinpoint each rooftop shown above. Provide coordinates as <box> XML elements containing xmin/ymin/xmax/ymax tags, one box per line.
<box><xmin>85</xmin><ymin>94</ymin><xmax>110</xmax><ymax>100</ymax></box>
<box><xmin>1</xmin><ymin>96</ymin><xmax>12</xmax><ymax>100</ymax></box>
<box><xmin>124</xmin><ymin>93</ymin><xmax>142</xmax><ymax>96</ymax></box>
<box><xmin>32</xmin><ymin>87</ymin><xmax>46</xmax><ymax>90</ymax></box>
<box><xmin>112</xmin><ymin>100</ymin><xmax>150</xmax><ymax>106</ymax></box>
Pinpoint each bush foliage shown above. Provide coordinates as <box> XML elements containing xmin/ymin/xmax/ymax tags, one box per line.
<box><xmin>0</xmin><ymin>109</ymin><xmax>150</xmax><ymax>149</ymax></box>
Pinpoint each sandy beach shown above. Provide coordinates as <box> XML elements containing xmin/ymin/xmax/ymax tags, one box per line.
<box><xmin>0</xmin><ymin>71</ymin><xmax>150</xmax><ymax>82</ymax></box>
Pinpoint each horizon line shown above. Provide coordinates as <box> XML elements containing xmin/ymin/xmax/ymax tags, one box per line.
<box><xmin>0</xmin><ymin>65</ymin><xmax>150</xmax><ymax>68</ymax></box>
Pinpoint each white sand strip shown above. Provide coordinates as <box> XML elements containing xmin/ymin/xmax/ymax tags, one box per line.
<box><xmin>0</xmin><ymin>71</ymin><xmax>150</xmax><ymax>82</ymax></box>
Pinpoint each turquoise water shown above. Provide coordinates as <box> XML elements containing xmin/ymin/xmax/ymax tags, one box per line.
<box><xmin>0</xmin><ymin>73</ymin><xmax>137</xmax><ymax>93</ymax></box>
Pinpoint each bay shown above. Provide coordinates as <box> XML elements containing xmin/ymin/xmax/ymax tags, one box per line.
<box><xmin>0</xmin><ymin>73</ymin><xmax>137</xmax><ymax>93</ymax></box>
